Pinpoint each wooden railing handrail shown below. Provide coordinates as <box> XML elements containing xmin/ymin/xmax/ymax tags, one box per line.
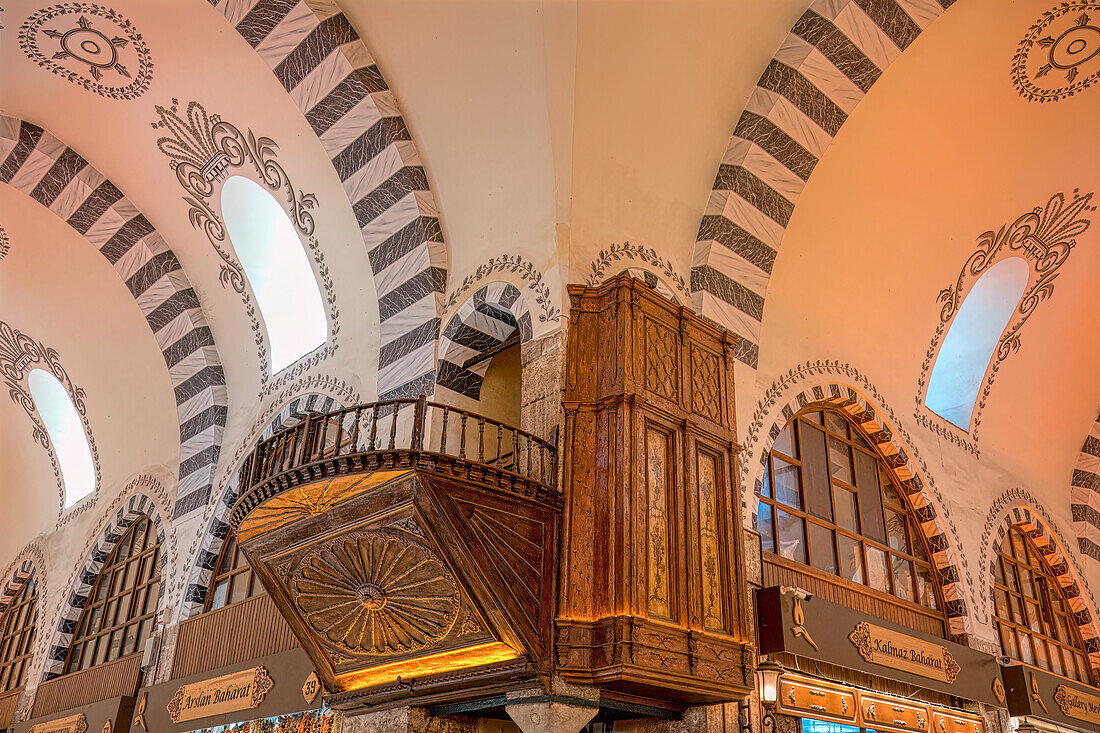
<box><xmin>237</xmin><ymin>397</ymin><xmax>559</xmax><ymax>498</ymax></box>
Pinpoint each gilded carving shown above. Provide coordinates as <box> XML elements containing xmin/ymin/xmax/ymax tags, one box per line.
<box><xmin>645</xmin><ymin>429</ymin><xmax>671</xmax><ymax>618</ymax></box>
<box><xmin>645</xmin><ymin>320</ymin><xmax>679</xmax><ymax>401</ymax></box>
<box><xmin>691</xmin><ymin>347</ymin><xmax>722</xmax><ymax>422</ymax></box>
<box><xmin>697</xmin><ymin>452</ymin><xmax>723</xmax><ymax>630</ymax></box>
<box><xmin>292</xmin><ymin>532</ymin><xmax>460</xmax><ymax>656</ymax></box>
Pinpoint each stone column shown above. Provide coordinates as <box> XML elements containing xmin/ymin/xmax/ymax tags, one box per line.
<box><xmin>341</xmin><ymin>706</ymin><xmax>487</xmax><ymax>733</ymax></box>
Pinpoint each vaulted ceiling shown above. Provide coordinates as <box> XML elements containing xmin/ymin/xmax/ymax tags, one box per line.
<box><xmin>1</xmin><ymin>0</ymin><xmax>1097</xmax><ymax>605</ymax></box>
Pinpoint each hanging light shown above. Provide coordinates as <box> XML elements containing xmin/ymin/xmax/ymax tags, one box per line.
<box><xmin>756</xmin><ymin>657</ymin><xmax>784</xmax><ymax>731</ymax></box>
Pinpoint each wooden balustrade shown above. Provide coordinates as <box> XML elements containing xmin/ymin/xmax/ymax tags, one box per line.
<box><xmin>31</xmin><ymin>653</ymin><xmax>142</xmax><ymax>719</ymax></box>
<box><xmin>170</xmin><ymin>593</ymin><xmax>298</xmax><ymax>680</ymax></box>
<box><xmin>232</xmin><ymin>397</ymin><xmax>560</xmax><ymax>527</ymax></box>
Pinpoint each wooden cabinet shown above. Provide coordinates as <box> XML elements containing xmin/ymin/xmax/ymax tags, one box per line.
<box><xmin>556</xmin><ymin>275</ymin><xmax>753</xmax><ymax>702</ymax></box>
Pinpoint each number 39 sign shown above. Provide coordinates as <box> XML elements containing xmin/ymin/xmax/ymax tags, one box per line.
<box><xmin>302</xmin><ymin>672</ymin><xmax>321</xmax><ymax>705</ymax></box>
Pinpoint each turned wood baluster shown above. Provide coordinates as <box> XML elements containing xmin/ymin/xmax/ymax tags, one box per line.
<box><xmin>389</xmin><ymin>402</ymin><xmax>399</xmax><ymax>450</ymax></box>
<box><xmin>350</xmin><ymin>407</ymin><xmax>362</xmax><ymax>452</ymax></box>
<box><xmin>478</xmin><ymin>419</ymin><xmax>486</xmax><ymax>461</ymax></box>
<box><xmin>439</xmin><ymin>407</ymin><xmax>449</xmax><ymax>455</ymax></box>
<box><xmin>459</xmin><ymin>414</ymin><xmax>468</xmax><ymax>458</ymax></box>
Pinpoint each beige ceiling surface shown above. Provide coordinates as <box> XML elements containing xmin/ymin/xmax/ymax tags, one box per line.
<box><xmin>0</xmin><ymin>183</ymin><xmax>179</xmax><ymax>561</ymax></box>
<box><xmin>759</xmin><ymin>0</ymin><xmax>1100</xmax><ymax>589</ymax></box>
<box><xmin>0</xmin><ymin>0</ymin><xmax>1096</xmax><ymax>597</ymax></box>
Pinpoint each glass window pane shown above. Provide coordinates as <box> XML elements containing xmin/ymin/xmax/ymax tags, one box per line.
<box><xmin>1005</xmin><ymin>564</ymin><xmax>1020</xmax><ymax>592</ymax></box>
<box><xmin>1049</xmin><ymin>644</ymin><xmax>1064</xmax><ymax>676</ymax></box>
<box><xmin>838</xmin><ymin>535</ymin><xmax>864</xmax><ymax>584</ymax></box>
<box><xmin>758</xmin><ymin>503</ymin><xmax>775</xmax><ymax>554</ymax></box>
<box><xmin>229</xmin><ymin>574</ymin><xmax>250</xmax><ymax>605</ymax></box>
<box><xmin>772</xmin><ymin>458</ymin><xmax>801</xmax><ymax>508</ymax></box>
<box><xmin>854</xmin><ymin>451</ymin><xmax>885</xmax><ymax>543</ymax></box>
<box><xmin>833</xmin><ymin>486</ymin><xmax>859</xmax><ymax>533</ymax></box>
<box><xmin>866</xmin><ymin>546</ymin><xmax>889</xmax><ymax>593</ymax></box>
<box><xmin>808</xmin><ymin>522</ymin><xmax>837</xmax><ymax>575</ymax></box>
<box><xmin>773</xmin><ymin>423</ymin><xmax>797</xmax><ymax>459</ymax></box>
<box><xmin>994</xmin><ymin>588</ymin><xmax>1011</xmax><ymax>617</ymax></box>
<box><xmin>892</xmin><ymin>557</ymin><xmax>915</xmax><ymax>602</ymax></box>
<box><xmin>999</xmin><ymin>624</ymin><xmax>1019</xmax><ymax>659</ymax></box>
<box><xmin>798</xmin><ymin>422</ymin><xmax>832</xmax><ymax>521</ymax></box>
<box><xmin>804</xmin><ymin>411</ymin><xmax>823</xmax><ymax>425</ymax></box>
<box><xmin>879</xmin><ymin>466</ymin><xmax>902</xmax><ymax>506</ymax></box>
<box><xmin>824</xmin><ymin>411</ymin><xmax>850</xmax><ymax>438</ymax></box>
<box><xmin>1033</xmin><ymin>638</ymin><xmax>1049</xmax><ymax>670</ymax></box>
<box><xmin>1018</xmin><ymin>569</ymin><xmax>1036</xmax><ymax>599</ymax></box>
<box><xmin>1010</xmin><ymin>595</ymin><xmax>1024</xmax><ymax>624</ymax></box>
<box><xmin>760</xmin><ymin>464</ymin><xmax>772</xmax><ymax>499</ymax></box>
<box><xmin>994</xmin><ymin>558</ymin><xmax>1006</xmax><ymax>585</ymax></box>
<box><xmin>915</xmin><ymin>564</ymin><xmax>938</xmax><ymax>609</ymax></box>
<box><xmin>885</xmin><ymin>510</ymin><xmax>909</xmax><ymax>553</ymax></box>
<box><xmin>1026</xmin><ymin>602</ymin><xmax>1043</xmax><ymax>633</ymax></box>
<box><xmin>1019</xmin><ymin>634</ymin><xmax>1034</xmax><ymax>664</ymax></box>
<box><xmin>776</xmin><ymin>509</ymin><xmax>806</xmax><ymax>564</ymax></box>
<box><xmin>827</xmin><ymin>435</ymin><xmax>853</xmax><ymax>484</ymax></box>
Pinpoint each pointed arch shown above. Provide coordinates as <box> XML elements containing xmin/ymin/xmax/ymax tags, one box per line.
<box><xmin>744</xmin><ymin>368</ymin><xmax>971</xmax><ymax>636</ymax></box>
<box><xmin>987</xmin><ymin>504</ymin><xmax>1100</xmax><ymax>676</ymax></box>
<box><xmin>208</xmin><ymin>0</ymin><xmax>448</xmax><ymax>399</ymax></box>
<box><xmin>692</xmin><ymin>0</ymin><xmax>957</xmax><ymax>368</ymax></box>
<box><xmin>0</xmin><ymin>118</ymin><xmax>228</xmax><ymax>520</ymax></box>
<box><xmin>42</xmin><ymin>493</ymin><xmax>169</xmax><ymax>679</ymax></box>
<box><xmin>436</xmin><ymin>283</ymin><xmax>534</xmax><ymax>401</ymax></box>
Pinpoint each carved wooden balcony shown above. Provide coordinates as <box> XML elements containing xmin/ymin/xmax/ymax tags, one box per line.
<box><xmin>229</xmin><ymin>398</ymin><xmax>560</xmax><ymax>708</ymax></box>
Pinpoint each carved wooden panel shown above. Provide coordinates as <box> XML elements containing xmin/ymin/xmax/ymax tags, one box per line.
<box><xmin>559</xmin><ymin>275</ymin><xmax>749</xmax><ymax>702</ymax></box>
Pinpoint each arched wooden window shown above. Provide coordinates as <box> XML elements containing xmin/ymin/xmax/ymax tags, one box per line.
<box><xmin>65</xmin><ymin>517</ymin><xmax>160</xmax><ymax>673</ymax></box>
<box><xmin>758</xmin><ymin>408</ymin><xmax>941</xmax><ymax>612</ymax></box>
<box><xmin>0</xmin><ymin>574</ymin><xmax>38</xmax><ymax>692</ymax></box>
<box><xmin>205</xmin><ymin>533</ymin><xmax>264</xmax><ymax>612</ymax></box>
<box><xmin>993</xmin><ymin>526</ymin><xmax>1094</xmax><ymax>684</ymax></box>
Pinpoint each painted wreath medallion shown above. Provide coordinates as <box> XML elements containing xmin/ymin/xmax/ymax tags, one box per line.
<box><xmin>1012</xmin><ymin>2</ymin><xmax>1100</xmax><ymax>102</ymax></box>
<box><xmin>292</xmin><ymin>532</ymin><xmax>460</xmax><ymax>657</ymax></box>
<box><xmin>19</xmin><ymin>3</ymin><xmax>153</xmax><ymax>100</ymax></box>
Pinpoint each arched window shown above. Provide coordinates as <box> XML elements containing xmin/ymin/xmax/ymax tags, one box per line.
<box><xmin>221</xmin><ymin>175</ymin><xmax>327</xmax><ymax>374</ymax></box>
<box><xmin>205</xmin><ymin>532</ymin><xmax>264</xmax><ymax>612</ymax></box>
<box><xmin>993</xmin><ymin>526</ymin><xmax>1094</xmax><ymax>684</ymax></box>
<box><xmin>28</xmin><ymin>368</ymin><xmax>95</xmax><ymax>507</ymax></box>
<box><xmin>758</xmin><ymin>408</ymin><xmax>941</xmax><ymax>611</ymax></box>
<box><xmin>65</xmin><ymin>517</ymin><xmax>160</xmax><ymax>673</ymax></box>
<box><xmin>924</xmin><ymin>257</ymin><xmax>1029</xmax><ymax>430</ymax></box>
<box><xmin>0</xmin><ymin>574</ymin><xmax>38</xmax><ymax>692</ymax></box>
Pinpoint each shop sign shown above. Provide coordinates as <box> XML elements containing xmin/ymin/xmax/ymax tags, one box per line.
<box><xmin>28</xmin><ymin>714</ymin><xmax>87</xmax><ymax>733</ymax></box>
<box><xmin>848</xmin><ymin>621</ymin><xmax>960</xmax><ymax>684</ymax></box>
<box><xmin>756</xmin><ymin>586</ymin><xmax>1004</xmax><ymax>706</ymax></box>
<box><xmin>1002</xmin><ymin>663</ymin><xmax>1100</xmax><ymax>732</ymax></box>
<box><xmin>1054</xmin><ymin>684</ymin><xmax>1100</xmax><ymax>725</ymax></box>
<box><xmin>167</xmin><ymin>666</ymin><xmax>274</xmax><ymax>724</ymax></box>
<box><xmin>776</xmin><ymin>672</ymin><xmax>985</xmax><ymax>733</ymax></box>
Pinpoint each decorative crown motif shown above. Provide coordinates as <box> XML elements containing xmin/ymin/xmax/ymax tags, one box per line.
<box><xmin>151</xmin><ymin>99</ymin><xmax>229</xmax><ymax>181</ymax></box>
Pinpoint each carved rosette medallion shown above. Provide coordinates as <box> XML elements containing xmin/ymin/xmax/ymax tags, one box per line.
<box><xmin>19</xmin><ymin>3</ymin><xmax>153</xmax><ymax>100</ymax></box>
<box><xmin>292</xmin><ymin>532</ymin><xmax>460</xmax><ymax>657</ymax></box>
<box><xmin>1013</xmin><ymin>2</ymin><xmax>1100</xmax><ymax>102</ymax></box>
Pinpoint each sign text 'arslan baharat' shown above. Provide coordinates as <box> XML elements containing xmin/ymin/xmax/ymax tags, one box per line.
<box><xmin>167</xmin><ymin>666</ymin><xmax>274</xmax><ymax>724</ymax></box>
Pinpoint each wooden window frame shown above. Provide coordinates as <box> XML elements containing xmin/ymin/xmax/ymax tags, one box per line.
<box><xmin>63</xmin><ymin>517</ymin><xmax>161</xmax><ymax>674</ymax></box>
<box><xmin>204</xmin><ymin>532</ymin><xmax>264</xmax><ymax>613</ymax></box>
<box><xmin>757</xmin><ymin>407</ymin><xmax>946</xmax><ymax>617</ymax></box>
<box><xmin>993</xmin><ymin>525</ymin><xmax>1095</xmax><ymax>685</ymax></box>
<box><xmin>0</xmin><ymin>575</ymin><xmax>37</xmax><ymax>693</ymax></box>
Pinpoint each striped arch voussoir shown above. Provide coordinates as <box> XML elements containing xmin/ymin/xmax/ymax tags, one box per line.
<box><xmin>0</xmin><ymin>559</ymin><xmax>38</xmax><ymax>618</ymax></box>
<box><xmin>1071</xmin><ymin>412</ymin><xmax>1100</xmax><ymax>561</ymax></box>
<box><xmin>43</xmin><ymin>494</ymin><xmax>168</xmax><ymax>680</ymax></box>
<box><xmin>992</xmin><ymin>508</ymin><xmax>1100</xmax><ymax>669</ymax></box>
<box><xmin>179</xmin><ymin>392</ymin><xmax>346</xmax><ymax>619</ymax></box>
<box><xmin>0</xmin><ymin>118</ymin><xmax>228</xmax><ymax>521</ymax></box>
<box><xmin>751</xmin><ymin>381</ymin><xmax>968</xmax><ymax>636</ymax></box>
<box><xmin>436</xmin><ymin>282</ymin><xmax>533</xmax><ymax>401</ymax></box>
<box><xmin>209</xmin><ymin>0</ymin><xmax>447</xmax><ymax>400</ymax></box>
<box><xmin>691</xmin><ymin>0</ymin><xmax>954</xmax><ymax>369</ymax></box>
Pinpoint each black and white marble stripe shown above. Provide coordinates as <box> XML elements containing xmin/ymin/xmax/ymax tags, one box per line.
<box><xmin>749</xmin><ymin>380</ymin><xmax>969</xmax><ymax>635</ymax></box>
<box><xmin>0</xmin><ymin>117</ymin><xmax>228</xmax><ymax>523</ymax></box>
<box><xmin>210</xmin><ymin>0</ymin><xmax>447</xmax><ymax>399</ymax></box>
<box><xmin>436</xmin><ymin>283</ymin><xmax>532</xmax><ymax>401</ymax></box>
<box><xmin>693</xmin><ymin>0</ymin><xmax>955</xmax><ymax>368</ymax></box>
<box><xmin>178</xmin><ymin>392</ymin><xmax>345</xmax><ymax>619</ymax></box>
<box><xmin>993</xmin><ymin>507</ymin><xmax>1100</xmax><ymax>654</ymax></box>
<box><xmin>1072</xmin><ymin>413</ymin><xmax>1100</xmax><ymax>562</ymax></box>
<box><xmin>0</xmin><ymin>561</ymin><xmax>36</xmax><ymax>617</ymax></box>
<box><xmin>42</xmin><ymin>493</ymin><xmax>166</xmax><ymax>679</ymax></box>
